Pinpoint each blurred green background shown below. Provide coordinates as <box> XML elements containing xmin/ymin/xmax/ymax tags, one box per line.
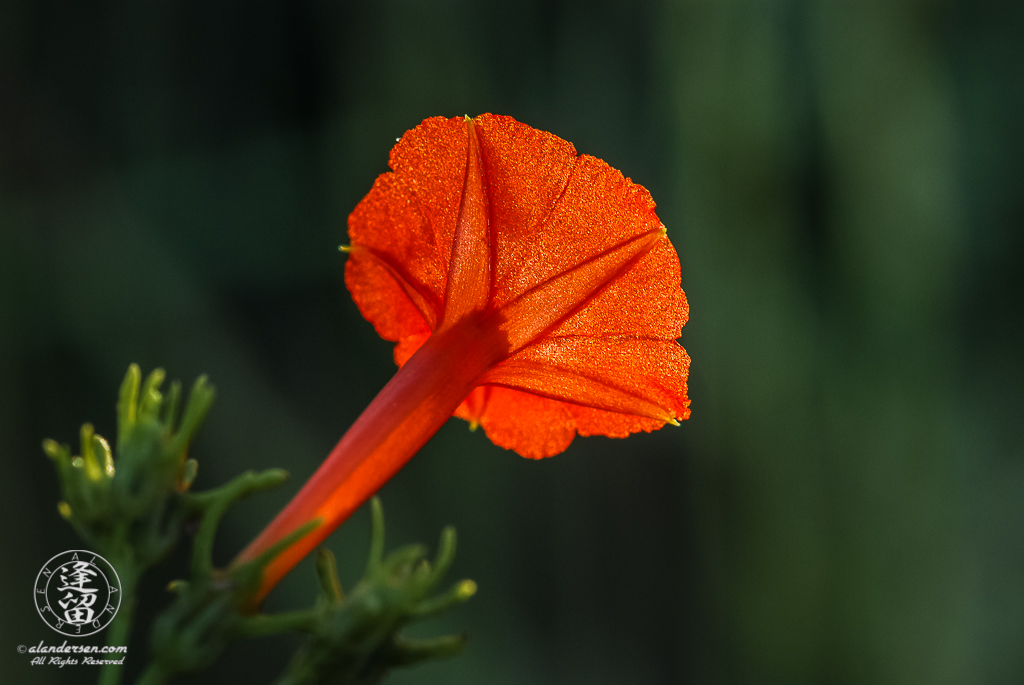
<box><xmin>2</xmin><ymin>1</ymin><xmax>1022</xmax><ymax>683</ymax></box>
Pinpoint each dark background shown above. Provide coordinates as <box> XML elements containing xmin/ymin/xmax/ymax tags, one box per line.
<box><xmin>2</xmin><ymin>1</ymin><xmax>1022</xmax><ymax>683</ymax></box>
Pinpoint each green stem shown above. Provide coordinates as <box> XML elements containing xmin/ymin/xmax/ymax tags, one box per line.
<box><xmin>98</xmin><ymin>565</ymin><xmax>138</xmax><ymax>685</ymax></box>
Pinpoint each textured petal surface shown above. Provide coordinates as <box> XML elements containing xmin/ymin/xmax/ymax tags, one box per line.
<box><xmin>486</xmin><ymin>336</ymin><xmax>691</xmax><ymax>422</ymax></box>
<box><xmin>346</xmin><ymin>116</ymin><xmax>468</xmax><ymax>333</ymax></box>
<box><xmin>346</xmin><ymin>113</ymin><xmax>690</xmax><ymax>458</ymax></box>
<box><xmin>454</xmin><ymin>335</ymin><xmax>690</xmax><ymax>458</ymax></box>
<box><xmin>455</xmin><ymin>386</ymin><xmax>577</xmax><ymax>459</ymax></box>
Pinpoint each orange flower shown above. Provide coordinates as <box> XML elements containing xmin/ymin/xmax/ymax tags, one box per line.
<box><xmin>236</xmin><ymin>114</ymin><xmax>690</xmax><ymax>603</ymax></box>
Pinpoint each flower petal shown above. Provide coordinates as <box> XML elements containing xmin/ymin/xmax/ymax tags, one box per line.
<box><xmin>456</xmin><ymin>386</ymin><xmax>577</xmax><ymax>459</ymax></box>
<box><xmin>346</xmin><ymin>116</ymin><xmax>469</xmax><ymax>342</ymax></box>
<box><xmin>484</xmin><ymin>335</ymin><xmax>691</xmax><ymax>422</ymax></box>
<box><xmin>497</xmin><ymin>228</ymin><xmax>664</xmax><ymax>353</ymax></box>
<box><xmin>472</xmin><ymin>114</ymin><xmax>579</xmax><ymax>306</ymax></box>
<box><xmin>549</xmin><ymin>237</ymin><xmax>689</xmax><ymax>340</ymax></box>
<box><xmin>480</xmin><ymin>138</ymin><xmax>665</xmax><ymax>309</ymax></box>
<box><xmin>344</xmin><ymin>247</ymin><xmax>434</xmax><ymax>347</ymax></box>
<box><xmin>439</xmin><ymin>119</ymin><xmax>493</xmax><ymax>329</ymax></box>
<box><xmin>454</xmin><ymin>334</ymin><xmax>689</xmax><ymax>458</ymax></box>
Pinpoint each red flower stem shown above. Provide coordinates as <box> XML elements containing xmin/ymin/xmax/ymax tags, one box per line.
<box><xmin>234</xmin><ymin>312</ymin><xmax>509</xmax><ymax>604</ymax></box>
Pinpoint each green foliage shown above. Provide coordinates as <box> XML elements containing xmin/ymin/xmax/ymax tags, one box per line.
<box><xmin>44</xmin><ymin>364</ymin><xmax>213</xmax><ymax>568</ymax></box>
<box><xmin>140</xmin><ymin>469</ymin><xmax>315</xmax><ymax>684</ymax></box>
<box><xmin>45</xmin><ymin>366</ymin><xmax>475</xmax><ymax>685</ymax></box>
<box><xmin>274</xmin><ymin>499</ymin><xmax>476</xmax><ymax>685</ymax></box>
